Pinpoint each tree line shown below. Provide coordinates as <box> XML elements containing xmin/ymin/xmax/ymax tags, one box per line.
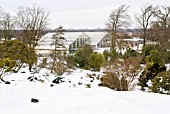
<box><xmin>0</xmin><ymin>4</ymin><xmax>49</xmax><ymax>47</ymax></box>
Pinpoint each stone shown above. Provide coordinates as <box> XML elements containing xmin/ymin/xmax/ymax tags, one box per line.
<box><xmin>31</xmin><ymin>98</ymin><xmax>39</xmax><ymax>103</ymax></box>
<box><xmin>5</xmin><ymin>81</ymin><xmax>10</xmax><ymax>84</ymax></box>
<box><xmin>50</xmin><ymin>84</ymin><xmax>54</xmax><ymax>87</ymax></box>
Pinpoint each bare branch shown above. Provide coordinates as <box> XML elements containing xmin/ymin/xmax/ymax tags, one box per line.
<box><xmin>106</xmin><ymin>4</ymin><xmax>131</xmax><ymax>51</ymax></box>
<box><xmin>15</xmin><ymin>4</ymin><xmax>49</xmax><ymax>47</ymax></box>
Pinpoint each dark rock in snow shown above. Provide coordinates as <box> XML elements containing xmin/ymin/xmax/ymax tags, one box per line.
<box><xmin>21</xmin><ymin>71</ymin><xmax>26</xmax><ymax>73</ymax></box>
<box><xmin>90</xmin><ymin>80</ymin><xmax>93</xmax><ymax>82</ymax></box>
<box><xmin>5</xmin><ymin>81</ymin><xmax>10</xmax><ymax>84</ymax></box>
<box><xmin>30</xmin><ymin>78</ymin><xmax>34</xmax><ymax>82</ymax></box>
<box><xmin>31</xmin><ymin>98</ymin><xmax>39</xmax><ymax>103</ymax></box>
<box><xmin>68</xmin><ymin>80</ymin><xmax>71</xmax><ymax>83</ymax></box>
<box><xmin>34</xmin><ymin>77</ymin><xmax>38</xmax><ymax>80</ymax></box>
<box><xmin>50</xmin><ymin>84</ymin><xmax>54</xmax><ymax>87</ymax></box>
<box><xmin>78</xmin><ymin>81</ymin><xmax>82</xmax><ymax>85</ymax></box>
<box><xmin>52</xmin><ymin>77</ymin><xmax>65</xmax><ymax>84</ymax></box>
<box><xmin>27</xmin><ymin>76</ymin><xmax>39</xmax><ymax>82</ymax></box>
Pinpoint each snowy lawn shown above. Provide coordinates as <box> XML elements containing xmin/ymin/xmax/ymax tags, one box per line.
<box><xmin>0</xmin><ymin>68</ymin><xmax>170</xmax><ymax>114</ymax></box>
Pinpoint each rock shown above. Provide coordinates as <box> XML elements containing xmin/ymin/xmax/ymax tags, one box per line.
<box><xmin>21</xmin><ymin>71</ymin><xmax>26</xmax><ymax>73</ymax></box>
<box><xmin>92</xmin><ymin>73</ymin><xmax>97</xmax><ymax>77</ymax></box>
<box><xmin>34</xmin><ymin>77</ymin><xmax>38</xmax><ymax>80</ymax></box>
<box><xmin>30</xmin><ymin>79</ymin><xmax>34</xmax><ymax>82</ymax></box>
<box><xmin>85</xmin><ymin>84</ymin><xmax>91</xmax><ymax>88</ymax></box>
<box><xmin>78</xmin><ymin>81</ymin><xmax>82</xmax><ymax>85</ymax></box>
<box><xmin>31</xmin><ymin>98</ymin><xmax>39</xmax><ymax>103</ymax></box>
<box><xmin>5</xmin><ymin>81</ymin><xmax>10</xmax><ymax>84</ymax></box>
<box><xmin>52</xmin><ymin>77</ymin><xmax>64</xmax><ymax>84</ymax></box>
<box><xmin>50</xmin><ymin>84</ymin><xmax>54</xmax><ymax>87</ymax></box>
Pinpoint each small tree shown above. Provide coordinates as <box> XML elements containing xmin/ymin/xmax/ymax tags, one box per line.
<box><xmin>106</xmin><ymin>4</ymin><xmax>130</xmax><ymax>52</ymax></box>
<box><xmin>89</xmin><ymin>52</ymin><xmax>105</xmax><ymax>71</ymax></box>
<box><xmin>0</xmin><ymin>40</ymin><xmax>37</xmax><ymax>72</ymax></box>
<box><xmin>74</xmin><ymin>44</ymin><xmax>93</xmax><ymax>69</ymax></box>
<box><xmin>103</xmin><ymin>57</ymin><xmax>142</xmax><ymax>91</ymax></box>
<box><xmin>136</xmin><ymin>4</ymin><xmax>156</xmax><ymax>47</ymax></box>
<box><xmin>50</xmin><ymin>26</ymin><xmax>67</xmax><ymax>75</ymax></box>
<box><xmin>139</xmin><ymin>50</ymin><xmax>166</xmax><ymax>90</ymax></box>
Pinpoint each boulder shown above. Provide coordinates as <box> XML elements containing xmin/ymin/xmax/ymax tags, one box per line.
<box><xmin>5</xmin><ymin>81</ymin><xmax>10</xmax><ymax>84</ymax></box>
<box><xmin>31</xmin><ymin>98</ymin><xmax>39</xmax><ymax>103</ymax></box>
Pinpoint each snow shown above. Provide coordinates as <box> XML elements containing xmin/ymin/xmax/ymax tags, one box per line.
<box><xmin>0</xmin><ymin>67</ymin><xmax>170</xmax><ymax>114</ymax></box>
<box><xmin>166</xmin><ymin>63</ymin><xmax>170</xmax><ymax>71</ymax></box>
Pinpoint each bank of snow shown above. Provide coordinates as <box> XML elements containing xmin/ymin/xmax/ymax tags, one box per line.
<box><xmin>0</xmin><ymin>68</ymin><xmax>170</xmax><ymax>114</ymax></box>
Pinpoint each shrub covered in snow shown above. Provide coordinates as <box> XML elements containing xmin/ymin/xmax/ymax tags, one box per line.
<box><xmin>139</xmin><ymin>50</ymin><xmax>166</xmax><ymax>90</ymax></box>
<box><xmin>151</xmin><ymin>70</ymin><xmax>170</xmax><ymax>94</ymax></box>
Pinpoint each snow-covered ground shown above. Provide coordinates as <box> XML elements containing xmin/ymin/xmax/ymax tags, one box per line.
<box><xmin>0</xmin><ymin>67</ymin><xmax>170</xmax><ymax>114</ymax></box>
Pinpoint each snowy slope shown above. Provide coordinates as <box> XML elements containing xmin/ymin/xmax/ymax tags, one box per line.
<box><xmin>0</xmin><ymin>67</ymin><xmax>170</xmax><ymax>114</ymax></box>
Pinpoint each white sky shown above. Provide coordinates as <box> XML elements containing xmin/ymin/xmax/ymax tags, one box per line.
<box><xmin>0</xmin><ymin>0</ymin><xmax>170</xmax><ymax>29</ymax></box>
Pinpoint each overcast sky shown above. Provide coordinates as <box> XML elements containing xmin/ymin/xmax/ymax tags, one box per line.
<box><xmin>1</xmin><ymin>0</ymin><xmax>170</xmax><ymax>29</ymax></box>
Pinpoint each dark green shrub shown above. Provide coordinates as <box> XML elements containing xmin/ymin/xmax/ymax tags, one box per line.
<box><xmin>151</xmin><ymin>71</ymin><xmax>170</xmax><ymax>94</ymax></box>
<box><xmin>85</xmin><ymin>84</ymin><xmax>91</xmax><ymax>88</ymax></box>
<box><xmin>0</xmin><ymin>40</ymin><xmax>37</xmax><ymax>71</ymax></box>
<box><xmin>139</xmin><ymin>50</ymin><xmax>166</xmax><ymax>90</ymax></box>
<box><xmin>89</xmin><ymin>52</ymin><xmax>105</xmax><ymax>71</ymax></box>
<box><xmin>123</xmin><ymin>49</ymin><xmax>138</xmax><ymax>58</ymax></box>
<box><xmin>74</xmin><ymin>44</ymin><xmax>93</xmax><ymax>69</ymax></box>
<box><xmin>103</xmin><ymin>50</ymin><xmax>110</xmax><ymax>61</ymax></box>
<box><xmin>143</xmin><ymin>44</ymin><xmax>161</xmax><ymax>57</ymax></box>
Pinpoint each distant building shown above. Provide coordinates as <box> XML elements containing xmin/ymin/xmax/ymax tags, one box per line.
<box><xmin>36</xmin><ymin>32</ymin><xmax>106</xmax><ymax>56</ymax></box>
<box><xmin>35</xmin><ymin>31</ymin><xmax>144</xmax><ymax>56</ymax></box>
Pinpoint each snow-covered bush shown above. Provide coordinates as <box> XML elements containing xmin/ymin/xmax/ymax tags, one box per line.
<box><xmin>139</xmin><ymin>50</ymin><xmax>166</xmax><ymax>90</ymax></box>
<box><xmin>151</xmin><ymin>71</ymin><xmax>170</xmax><ymax>94</ymax></box>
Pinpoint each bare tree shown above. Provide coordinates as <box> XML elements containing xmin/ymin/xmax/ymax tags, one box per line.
<box><xmin>16</xmin><ymin>4</ymin><xmax>49</xmax><ymax>47</ymax></box>
<box><xmin>136</xmin><ymin>4</ymin><xmax>156</xmax><ymax>46</ymax></box>
<box><xmin>0</xmin><ymin>12</ymin><xmax>15</xmax><ymax>41</ymax></box>
<box><xmin>0</xmin><ymin>7</ymin><xmax>3</xmax><ymax>41</ymax></box>
<box><xmin>155</xmin><ymin>6</ymin><xmax>170</xmax><ymax>29</ymax></box>
<box><xmin>106</xmin><ymin>4</ymin><xmax>131</xmax><ymax>52</ymax></box>
<box><xmin>105</xmin><ymin>57</ymin><xmax>142</xmax><ymax>91</ymax></box>
<box><xmin>153</xmin><ymin>5</ymin><xmax>170</xmax><ymax>63</ymax></box>
<box><xmin>154</xmin><ymin>5</ymin><xmax>170</xmax><ymax>44</ymax></box>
